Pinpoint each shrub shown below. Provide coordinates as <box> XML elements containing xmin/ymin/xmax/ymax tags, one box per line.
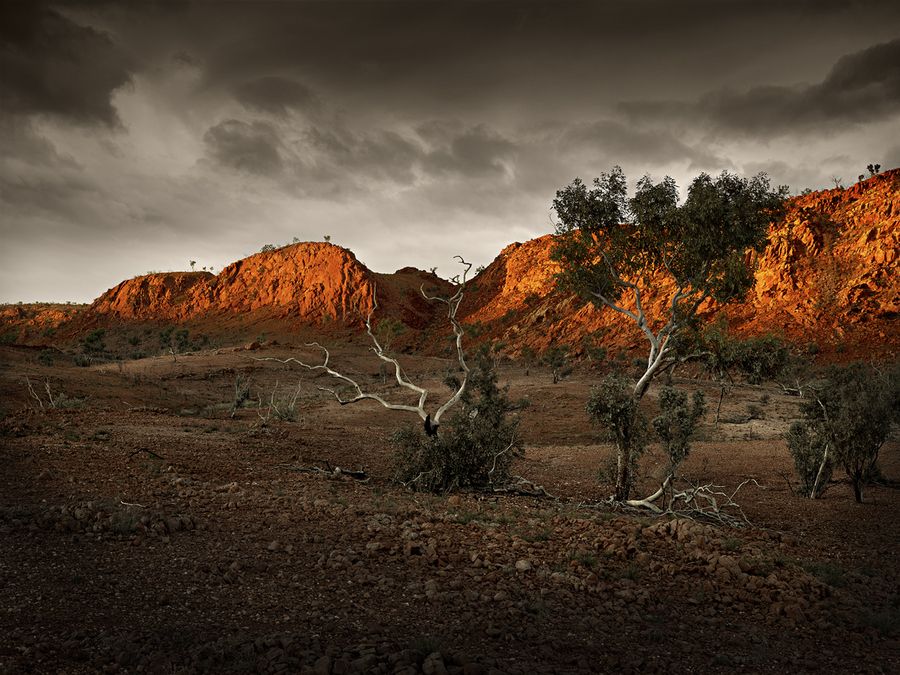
<box><xmin>542</xmin><ymin>346</ymin><xmax>572</xmax><ymax>383</ymax></box>
<box><xmin>81</xmin><ymin>328</ymin><xmax>106</xmax><ymax>354</ymax></box>
<box><xmin>37</xmin><ymin>350</ymin><xmax>55</xmax><ymax>366</ymax></box>
<box><xmin>747</xmin><ymin>403</ymin><xmax>764</xmax><ymax>420</ymax></box>
<box><xmin>232</xmin><ymin>373</ymin><xmax>252</xmax><ymax>412</ymax></box>
<box><xmin>392</xmin><ymin>348</ymin><xmax>523</xmax><ymax>492</ymax></box>
<box><xmin>789</xmin><ymin>363</ymin><xmax>899</xmax><ymax>502</ymax></box>
<box><xmin>652</xmin><ymin>387</ymin><xmax>705</xmax><ymax>475</ymax></box>
<box><xmin>587</xmin><ymin>373</ymin><xmax>648</xmax><ymax>499</ymax></box>
<box><xmin>786</xmin><ymin>421</ymin><xmax>832</xmax><ymax>498</ymax></box>
<box><xmin>729</xmin><ymin>334</ymin><xmax>789</xmax><ymax>384</ymax></box>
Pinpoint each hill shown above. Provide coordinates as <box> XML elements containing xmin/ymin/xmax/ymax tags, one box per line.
<box><xmin>1</xmin><ymin>171</ymin><xmax>897</xmax><ymax>357</ymax></box>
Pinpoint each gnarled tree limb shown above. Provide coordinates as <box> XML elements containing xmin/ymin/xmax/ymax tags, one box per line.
<box><xmin>256</xmin><ymin>257</ymin><xmax>473</xmax><ymax>435</ymax></box>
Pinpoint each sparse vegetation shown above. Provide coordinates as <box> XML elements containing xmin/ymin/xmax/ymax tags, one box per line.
<box><xmin>652</xmin><ymin>387</ymin><xmax>705</xmax><ymax>483</ymax></box>
<box><xmin>587</xmin><ymin>373</ymin><xmax>648</xmax><ymax>499</ymax></box>
<box><xmin>786</xmin><ymin>420</ymin><xmax>832</xmax><ymax>498</ymax></box>
<box><xmin>788</xmin><ymin>363</ymin><xmax>900</xmax><ymax>502</ymax></box>
<box><xmin>393</xmin><ymin>347</ymin><xmax>523</xmax><ymax>492</ymax></box>
<box><xmin>551</xmin><ymin>166</ymin><xmax>785</xmax><ymax>499</ymax></box>
<box><xmin>542</xmin><ymin>345</ymin><xmax>572</xmax><ymax>384</ymax></box>
<box><xmin>81</xmin><ymin>328</ymin><xmax>106</xmax><ymax>355</ymax></box>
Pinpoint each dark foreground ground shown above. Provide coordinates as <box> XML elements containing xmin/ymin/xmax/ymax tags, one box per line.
<box><xmin>1</xmin><ymin>344</ymin><xmax>898</xmax><ymax>673</ymax></box>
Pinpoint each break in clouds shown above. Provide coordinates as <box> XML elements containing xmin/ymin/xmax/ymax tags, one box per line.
<box><xmin>1</xmin><ymin>0</ymin><xmax>899</xmax><ymax>303</ymax></box>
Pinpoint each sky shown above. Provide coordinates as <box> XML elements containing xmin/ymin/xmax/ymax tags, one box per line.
<box><xmin>1</xmin><ymin>0</ymin><xmax>899</xmax><ymax>303</ymax></box>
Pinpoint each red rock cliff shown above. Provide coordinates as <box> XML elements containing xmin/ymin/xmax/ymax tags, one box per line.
<box><xmin>461</xmin><ymin>170</ymin><xmax>899</xmax><ymax>354</ymax></box>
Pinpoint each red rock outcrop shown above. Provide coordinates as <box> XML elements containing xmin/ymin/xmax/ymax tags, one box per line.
<box><xmin>83</xmin><ymin>242</ymin><xmax>449</xmax><ymax>330</ymax></box>
<box><xmin>0</xmin><ymin>303</ymin><xmax>84</xmax><ymax>343</ymax></box>
<box><xmin>2</xmin><ymin>172</ymin><xmax>896</xmax><ymax>357</ymax></box>
<box><xmin>90</xmin><ymin>272</ymin><xmax>213</xmax><ymax>322</ymax></box>
<box><xmin>462</xmin><ymin>170</ymin><xmax>899</xmax><ymax>355</ymax></box>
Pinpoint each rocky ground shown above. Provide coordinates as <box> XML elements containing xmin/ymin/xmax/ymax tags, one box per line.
<box><xmin>1</xmin><ymin>344</ymin><xmax>898</xmax><ymax>673</ymax></box>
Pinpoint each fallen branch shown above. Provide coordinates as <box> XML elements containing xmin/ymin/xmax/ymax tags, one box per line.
<box><xmin>621</xmin><ymin>476</ymin><xmax>763</xmax><ymax>527</ymax></box>
<box><xmin>127</xmin><ymin>448</ymin><xmax>166</xmax><ymax>461</ymax></box>
<box><xmin>491</xmin><ymin>475</ymin><xmax>556</xmax><ymax>499</ymax></box>
<box><xmin>275</xmin><ymin>461</ymin><xmax>369</xmax><ymax>481</ymax></box>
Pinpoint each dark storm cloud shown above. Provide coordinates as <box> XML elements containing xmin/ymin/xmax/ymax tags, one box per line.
<box><xmin>233</xmin><ymin>77</ymin><xmax>319</xmax><ymax>116</ymax></box>
<box><xmin>202</xmin><ymin>117</ymin><xmax>521</xmax><ymax>195</ymax></box>
<box><xmin>0</xmin><ymin>118</ymin><xmax>100</xmax><ymax>221</ymax></box>
<box><xmin>562</xmin><ymin>120</ymin><xmax>727</xmax><ymax>170</ymax></box>
<box><xmin>419</xmin><ymin>124</ymin><xmax>516</xmax><ymax>178</ymax></box>
<box><xmin>621</xmin><ymin>38</ymin><xmax>900</xmax><ymax>138</ymax></box>
<box><xmin>203</xmin><ymin>119</ymin><xmax>284</xmax><ymax>176</ymax></box>
<box><xmin>0</xmin><ymin>1</ymin><xmax>133</xmax><ymax>126</ymax></box>
<box><xmin>302</xmin><ymin>127</ymin><xmax>422</xmax><ymax>186</ymax></box>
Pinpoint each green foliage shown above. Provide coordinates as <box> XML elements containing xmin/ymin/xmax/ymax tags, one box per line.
<box><xmin>586</xmin><ymin>373</ymin><xmax>648</xmax><ymax>498</ymax></box>
<box><xmin>699</xmin><ymin>318</ymin><xmax>789</xmax><ymax>384</ymax></box>
<box><xmin>374</xmin><ymin>317</ymin><xmax>406</xmax><ymax>351</ymax></box>
<box><xmin>542</xmin><ymin>346</ymin><xmax>572</xmax><ymax>383</ymax></box>
<box><xmin>260</xmin><ymin>243</ymin><xmax>277</xmax><ymax>253</ymax></box>
<box><xmin>551</xmin><ymin>167</ymin><xmax>785</xmax><ymax>310</ymax></box>
<box><xmin>174</xmin><ymin>328</ymin><xmax>190</xmax><ymax>352</ymax></box>
<box><xmin>464</xmin><ymin>321</ymin><xmax>485</xmax><ymax>338</ymax></box>
<box><xmin>519</xmin><ymin>345</ymin><xmax>537</xmax><ymax>370</ymax></box>
<box><xmin>582</xmin><ymin>330</ymin><xmax>607</xmax><ymax>367</ymax></box>
<box><xmin>786</xmin><ymin>421</ymin><xmax>831</xmax><ymax>498</ymax></box>
<box><xmin>730</xmin><ymin>335</ymin><xmax>789</xmax><ymax>384</ymax></box>
<box><xmin>652</xmin><ymin>387</ymin><xmax>705</xmax><ymax>473</ymax></box>
<box><xmin>392</xmin><ymin>348</ymin><xmax>523</xmax><ymax>493</ymax></box>
<box><xmin>159</xmin><ymin>326</ymin><xmax>190</xmax><ymax>353</ymax></box>
<box><xmin>159</xmin><ymin>326</ymin><xmax>174</xmax><ymax>348</ymax></box>
<box><xmin>81</xmin><ymin>328</ymin><xmax>106</xmax><ymax>354</ymax></box>
<box><xmin>791</xmin><ymin>363</ymin><xmax>900</xmax><ymax>502</ymax></box>
<box><xmin>37</xmin><ymin>350</ymin><xmax>55</xmax><ymax>366</ymax></box>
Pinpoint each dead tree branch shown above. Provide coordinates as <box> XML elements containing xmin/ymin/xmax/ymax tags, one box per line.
<box><xmin>623</xmin><ymin>475</ymin><xmax>762</xmax><ymax>527</ymax></box>
<box><xmin>256</xmin><ymin>256</ymin><xmax>473</xmax><ymax>436</ymax></box>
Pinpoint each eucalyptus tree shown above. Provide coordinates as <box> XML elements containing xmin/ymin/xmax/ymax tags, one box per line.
<box><xmin>551</xmin><ymin>166</ymin><xmax>785</xmax><ymax>501</ymax></box>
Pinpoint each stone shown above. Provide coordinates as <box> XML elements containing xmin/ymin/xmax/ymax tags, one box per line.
<box><xmin>313</xmin><ymin>655</ymin><xmax>332</xmax><ymax>675</ymax></box>
<box><xmin>422</xmin><ymin>652</ymin><xmax>448</xmax><ymax>675</ymax></box>
<box><xmin>515</xmin><ymin>559</ymin><xmax>533</xmax><ymax>572</ymax></box>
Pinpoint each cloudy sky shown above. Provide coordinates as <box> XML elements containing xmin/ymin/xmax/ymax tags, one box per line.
<box><xmin>2</xmin><ymin>0</ymin><xmax>899</xmax><ymax>303</ymax></box>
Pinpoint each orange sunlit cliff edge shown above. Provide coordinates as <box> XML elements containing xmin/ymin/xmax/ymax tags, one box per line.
<box><xmin>1</xmin><ymin>170</ymin><xmax>897</xmax><ymax>357</ymax></box>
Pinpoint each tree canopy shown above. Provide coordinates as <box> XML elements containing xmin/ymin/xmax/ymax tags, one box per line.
<box><xmin>551</xmin><ymin>167</ymin><xmax>786</xmax><ymax>316</ymax></box>
<box><xmin>551</xmin><ymin>167</ymin><xmax>786</xmax><ymax>400</ymax></box>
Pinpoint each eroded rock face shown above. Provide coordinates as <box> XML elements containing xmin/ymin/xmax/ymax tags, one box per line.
<box><xmin>741</xmin><ymin>171</ymin><xmax>899</xmax><ymax>334</ymax></box>
<box><xmin>186</xmin><ymin>244</ymin><xmax>375</xmax><ymax>322</ymax></box>
<box><xmin>90</xmin><ymin>272</ymin><xmax>213</xmax><ymax>322</ymax></box>
<box><xmin>461</xmin><ymin>170</ymin><xmax>899</xmax><ymax>353</ymax></box>
<box><xmin>89</xmin><ymin>244</ymin><xmax>378</xmax><ymax>324</ymax></box>
<box><xmin>0</xmin><ymin>304</ymin><xmax>84</xmax><ymax>342</ymax></box>
<box><xmin>2</xmin><ymin>172</ymin><xmax>897</xmax><ymax>355</ymax></box>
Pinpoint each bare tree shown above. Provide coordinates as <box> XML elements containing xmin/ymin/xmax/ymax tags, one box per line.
<box><xmin>259</xmin><ymin>257</ymin><xmax>472</xmax><ymax>436</ymax></box>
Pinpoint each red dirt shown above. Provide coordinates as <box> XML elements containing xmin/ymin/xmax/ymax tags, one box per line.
<box><xmin>1</xmin><ymin>344</ymin><xmax>898</xmax><ymax>673</ymax></box>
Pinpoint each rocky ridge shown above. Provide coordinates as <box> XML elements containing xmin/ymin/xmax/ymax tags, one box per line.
<box><xmin>1</xmin><ymin>171</ymin><xmax>897</xmax><ymax>355</ymax></box>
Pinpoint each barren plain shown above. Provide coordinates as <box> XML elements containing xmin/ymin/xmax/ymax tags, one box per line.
<box><xmin>1</xmin><ymin>340</ymin><xmax>898</xmax><ymax>674</ymax></box>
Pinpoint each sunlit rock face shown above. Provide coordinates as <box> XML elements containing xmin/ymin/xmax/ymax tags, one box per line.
<box><xmin>458</xmin><ymin>170</ymin><xmax>899</xmax><ymax>355</ymax></box>
<box><xmin>2</xmin><ymin>172</ymin><xmax>897</xmax><ymax>358</ymax></box>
